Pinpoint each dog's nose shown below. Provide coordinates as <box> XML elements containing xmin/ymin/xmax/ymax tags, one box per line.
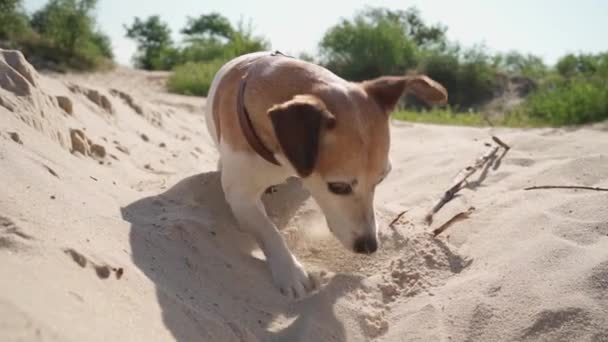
<box><xmin>353</xmin><ymin>236</ymin><xmax>378</xmax><ymax>254</ymax></box>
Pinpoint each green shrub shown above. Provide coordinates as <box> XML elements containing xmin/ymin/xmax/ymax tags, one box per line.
<box><xmin>514</xmin><ymin>78</ymin><xmax>608</xmax><ymax>126</ymax></box>
<box><xmin>164</xmin><ymin>14</ymin><xmax>269</xmax><ymax>96</ymax></box>
<box><xmin>1</xmin><ymin>0</ymin><xmax>114</xmax><ymax>71</ymax></box>
<box><xmin>124</xmin><ymin>15</ymin><xmax>176</xmax><ymax>70</ymax></box>
<box><xmin>493</xmin><ymin>51</ymin><xmax>547</xmax><ymax>79</ymax></box>
<box><xmin>505</xmin><ymin>53</ymin><xmax>608</xmax><ymax>126</ymax></box>
<box><xmin>167</xmin><ymin>60</ymin><xmax>225</xmax><ymax>96</ymax></box>
<box><xmin>555</xmin><ymin>53</ymin><xmax>608</xmax><ymax>78</ymax></box>
<box><xmin>419</xmin><ymin>46</ymin><xmax>499</xmax><ymax>110</ymax></box>
<box><xmin>179</xmin><ymin>20</ymin><xmax>269</xmax><ymax>64</ymax></box>
<box><xmin>319</xmin><ymin>7</ymin><xmax>445</xmax><ymax>81</ymax></box>
<box><xmin>0</xmin><ymin>0</ymin><xmax>31</xmax><ymax>41</ymax></box>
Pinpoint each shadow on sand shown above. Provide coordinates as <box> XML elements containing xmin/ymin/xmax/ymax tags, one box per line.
<box><xmin>123</xmin><ymin>172</ymin><xmax>362</xmax><ymax>341</ymax></box>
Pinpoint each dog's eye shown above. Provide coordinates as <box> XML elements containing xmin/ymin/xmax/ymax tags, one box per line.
<box><xmin>327</xmin><ymin>182</ymin><xmax>353</xmax><ymax>195</ymax></box>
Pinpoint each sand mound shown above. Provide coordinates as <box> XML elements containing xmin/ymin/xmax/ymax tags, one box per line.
<box><xmin>1</xmin><ymin>49</ymin><xmax>607</xmax><ymax>341</ymax></box>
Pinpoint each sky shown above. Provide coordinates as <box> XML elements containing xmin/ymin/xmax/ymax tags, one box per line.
<box><xmin>24</xmin><ymin>0</ymin><xmax>608</xmax><ymax>67</ymax></box>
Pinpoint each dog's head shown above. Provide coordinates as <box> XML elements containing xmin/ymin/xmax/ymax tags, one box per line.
<box><xmin>268</xmin><ymin>75</ymin><xmax>447</xmax><ymax>254</ymax></box>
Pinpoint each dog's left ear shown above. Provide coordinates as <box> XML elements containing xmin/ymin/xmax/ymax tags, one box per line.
<box><xmin>268</xmin><ymin>95</ymin><xmax>336</xmax><ymax>177</ymax></box>
<box><xmin>362</xmin><ymin>75</ymin><xmax>448</xmax><ymax>113</ymax></box>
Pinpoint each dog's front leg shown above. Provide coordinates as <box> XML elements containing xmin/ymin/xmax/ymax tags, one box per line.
<box><xmin>221</xmin><ymin>169</ymin><xmax>318</xmax><ymax>299</ymax></box>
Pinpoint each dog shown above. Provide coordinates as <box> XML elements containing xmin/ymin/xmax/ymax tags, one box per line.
<box><xmin>205</xmin><ymin>51</ymin><xmax>447</xmax><ymax>299</ymax></box>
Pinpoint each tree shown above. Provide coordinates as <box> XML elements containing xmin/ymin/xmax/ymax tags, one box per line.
<box><xmin>494</xmin><ymin>51</ymin><xmax>546</xmax><ymax>78</ymax></box>
<box><xmin>124</xmin><ymin>15</ymin><xmax>177</xmax><ymax>70</ymax></box>
<box><xmin>181</xmin><ymin>13</ymin><xmax>234</xmax><ymax>42</ymax></box>
<box><xmin>0</xmin><ymin>0</ymin><xmax>31</xmax><ymax>41</ymax></box>
<box><xmin>177</xmin><ymin>15</ymin><xmax>269</xmax><ymax>64</ymax></box>
<box><xmin>31</xmin><ymin>0</ymin><xmax>98</xmax><ymax>57</ymax></box>
<box><xmin>556</xmin><ymin>53</ymin><xmax>608</xmax><ymax>78</ymax></box>
<box><xmin>319</xmin><ymin>7</ymin><xmax>446</xmax><ymax>81</ymax></box>
<box><xmin>418</xmin><ymin>45</ymin><xmax>499</xmax><ymax>109</ymax></box>
<box><xmin>25</xmin><ymin>0</ymin><xmax>112</xmax><ymax>69</ymax></box>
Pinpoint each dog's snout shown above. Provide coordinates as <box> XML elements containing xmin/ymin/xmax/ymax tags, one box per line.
<box><xmin>353</xmin><ymin>236</ymin><xmax>378</xmax><ymax>254</ymax></box>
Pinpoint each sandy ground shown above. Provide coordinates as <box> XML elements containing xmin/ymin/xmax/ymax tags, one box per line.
<box><xmin>1</xmin><ymin>49</ymin><xmax>608</xmax><ymax>342</ymax></box>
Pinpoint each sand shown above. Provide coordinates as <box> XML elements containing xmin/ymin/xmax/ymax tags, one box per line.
<box><xmin>1</xmin><ymin>49</ymin><xmax>608</xmax><ymax>342</ymax></box>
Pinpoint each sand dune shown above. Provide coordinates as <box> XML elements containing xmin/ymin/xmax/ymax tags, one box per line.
<box><xmin>1</xmin><ymin>49</ymin><xmax>607</xmax><ymax>341</ymax></box>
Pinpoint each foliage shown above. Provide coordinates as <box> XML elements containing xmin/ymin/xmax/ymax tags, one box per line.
<box><xmin>0</xmin><ymin>0</ymin><xmax>31</xmax><ymax>41</ymax></box>
<box><xmin>555</xmin><ymin>52</ymin><xmax>608</xmax><ymax>78</ymax></box>
<box><xmin>417</xmin><ymin>45</ymin><xmax>499</xmax><ymax>110</ymax></box>
<box><xmin>319</xmin><ymin>7</ymin><xmax>445</xmax><ymax>81</ymax></box>
<box><xmin>181</xmin><ymin>13</ymin><xmax>234</xmax><ymax>42</ymax></box>
<box><xmin>124</xmin><ymin>15</ymin><xmax>177</xmax><ymax>70</ymax></box>
<box><xmin>167</xmin><ymin>60</ymin><xmax>224</xmax><ymax>96</ymax></box>
<box><xmin>126</xmin><ymin>13</ymin><xmax>268</xmax><ymax>74</ymax></box>
<box><xmin>31</xmin><ymin>0</ymin><xmax>112</xmax><ymax>62</ymax></box>
<box><xmin>493</xmin><ymin>51</ymin><xmax>547</xmax><ymax>78</ymax></box>
<box><xmin>0</xmin><ymin>0</ymin><xmax>112</xmax><ymax>71</ymax></box>
<box><xmin>510</xmin><ymin>53</ymin><xmax>608</xmax><ymax>125</ymax></box>
<box><xmin>164</xmin><ymin>13</ymin><xmax>269</xmax><ymax>96</ymax></box>
<box><xmin>319</xmin><ymin>7</ymin><xmax>501</xmax><ymax>110</ymax></box>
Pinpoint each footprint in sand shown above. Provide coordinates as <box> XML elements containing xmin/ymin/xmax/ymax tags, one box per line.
<box><xmin>0</xmin><ymin>216</ymin><xmax>34</xmax><ymax>252</ymax></box>
<box><xmin>519</xmin><ymin>307</ymin><xmax>593</xmax><ymax>341</ymax></box>
<box><xmin>464</xmin><ymin>303</ymin><xmax>497</xmax><ymax>341</ymax></box>
<box><xmin>546</xmin><ymin>196</ymin><xmax>608</xmax><ymax>246</ymax></box>
<box><xmin>63</xmin><ymin>248</ymin><xmax>124</xmax><ymax>280</ymax></box>
<box><xmin>586</xmin><ymin>261</ymin><xmax>608</xmax><ymax>301</ymax></box>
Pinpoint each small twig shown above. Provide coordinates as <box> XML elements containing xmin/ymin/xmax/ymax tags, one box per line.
<box><xmin>432</xmin><ymin>207</ymin><xmax>475</xmax><ymax>237</ymax></box>
<box><xmin>492</xmin><ymin>148</ymin><xmax>509</xmax><ymax>171</ymax></box>
<box><xmin>388</xmin><ymin>210</ymin><xmax>409</xmax><ymax>229</ymax></box>
<box><xmin>425</xmin><ymin>144</ymin><xmax>499</xmax><ymax>224</ymax></box>
<box><xmin>524</xmin><ymin>185</ymin><xmax>608</xmax><ymax>192</ymax></box>
<box><xmin>491</xmin><ymin>136</ymin><xmax>511</xmax><ymax>150</ymax></box>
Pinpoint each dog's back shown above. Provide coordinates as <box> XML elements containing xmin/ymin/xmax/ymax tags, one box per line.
<box><xmin>204</xmin><ymin>51</ymin><xmax>271</xmax><ymax>148</ymax></box>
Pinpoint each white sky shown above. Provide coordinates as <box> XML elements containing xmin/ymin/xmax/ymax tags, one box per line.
<box><xmin>24</xmin><ymin>0</ymin><xmax>608</xmax><ymax>66</ymax></box>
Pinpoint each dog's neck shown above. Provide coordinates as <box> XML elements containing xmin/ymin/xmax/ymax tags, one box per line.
<box><xmin>237</xmin><ymin>73</ymin><xmax>281</xmax><ymax>166</ymax></box>
<box><xmin>236</xmin><ymin>51</ymin><xmax>295</xmax><ymax>167</ymax></box>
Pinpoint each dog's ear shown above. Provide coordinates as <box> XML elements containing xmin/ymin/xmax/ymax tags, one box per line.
<box><xmin>362</xmin><ymin>75</ymin><xmax>448</xmax><ymax>113</ymax></box>
<box><xmin>268</xmin><ymin>95</ymin><xmax>336</xmax><ymax>177</ymax></box>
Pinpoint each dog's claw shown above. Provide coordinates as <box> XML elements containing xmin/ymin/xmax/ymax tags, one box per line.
<box><xmin>270</xmin><ymin>258</ymin><xmax>317</xmax><ymax>300</ymax></box>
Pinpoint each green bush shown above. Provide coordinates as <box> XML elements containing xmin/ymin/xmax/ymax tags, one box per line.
<box><xmin>493</xmin><ymin>51</ymin><xmax>547</xmax><ymax>79</ymax></box>
<box><xmin>419</xmin><ymin>46</ymin><xmax>498</xmax><ymax>110</ymax></box>
<box><xmin>319</xmin><ymin>7</ymin><xmax>445</xmax><ymax>81</ymax></box>
<box><xmin>167</xmin><ymin>60</ymin><xmax>225</xmax><ymax>96</ymax></box>
<box><xmin>18</xmin><ymin>33</ymin><xmax>110</xmax><ymax>71</ymax></box>
<box><xmin>0</xmin><ymin>0</ymin><xmax>113</xmax><ymax>71</ymax></box>
<box><xmin>161</xmin><ymin>13</ymin><xmax>269</xmax><ymax>96</ymax></box>
<box><xmin>126</xmin><ymin>13</ymin><xmax>269</xmax><ymax>74</ymax></box>
<box><xmin>514</xmin><ymin>78</ymin><xmax>608</xmax><ymax>126</ymax></box>
<box><xmin>124</xmin><ymin>15</ymin><xmax>177</xmax><ymax>70</ymax></box>
<box><xmin>505</xmin><ymin>53</ymin><xmax>608</xmax><ymax>126</ymax></box>
<box><xmin>29</xmin><ymin>0</ymin><xmax>112</xmax><ymax>69</ymax></box>
<box><xmin>555</xmin><ymin>53</ymin><xmax>608</xmax><ymax>78</ymax></box>
<box><xmin>0</xmin><ymin>0</ymin><xmax>31</xmax><ymax>41</ymax></box>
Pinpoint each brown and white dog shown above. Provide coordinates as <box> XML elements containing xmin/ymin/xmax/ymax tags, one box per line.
<box><xmin>205</xmin><ymin>51</ymin><xmax>447</xmax><ymax>299</ymax></box>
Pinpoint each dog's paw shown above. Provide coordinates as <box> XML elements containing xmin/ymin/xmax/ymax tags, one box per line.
<box><xmin>269</xmin><ymin>257</ymin><xmax>320</xmax><ymax>300</ymax></box>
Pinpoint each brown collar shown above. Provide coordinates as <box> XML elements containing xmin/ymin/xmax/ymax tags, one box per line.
<box><xmin>236</xmin><ymin>53</ymin><xmax>290</xmax><ymax>166</ymax></box>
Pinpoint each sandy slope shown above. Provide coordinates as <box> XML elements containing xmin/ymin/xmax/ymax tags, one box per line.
<box><xmin>1</xmin><ymin>49</ymin><xmax>608</xmax><ymax>342</ymax></box>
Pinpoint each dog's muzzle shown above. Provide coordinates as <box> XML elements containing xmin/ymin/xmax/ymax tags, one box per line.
<box><xmin>353</xmin><ymin>235</ymin><xmax>378</xmax><ymax>254</ymax></box>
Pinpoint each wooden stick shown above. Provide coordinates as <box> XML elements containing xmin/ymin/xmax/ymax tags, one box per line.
<box><xmin>432</xmin><ymin>207</ymin><xmax>475</xmax><ymax>237</ymax></box>
<box><xmin>524</xmin><ymin>185</ymin><xmax>608</xmax><ymax>192</ymax></box>
<box><xmin>491</xmin><ymin>136</ymin><xmax>511</xmax><ymax>150</ymax></box>
<box><xmin>388</xmin><ymin>210</ymin><xmax>409</xmax><ymax>229</ymax></box>
<box><xmin>425</xmin><ymin>144</ymin><xmax>499</xmax><ymax>224</ymax></box>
